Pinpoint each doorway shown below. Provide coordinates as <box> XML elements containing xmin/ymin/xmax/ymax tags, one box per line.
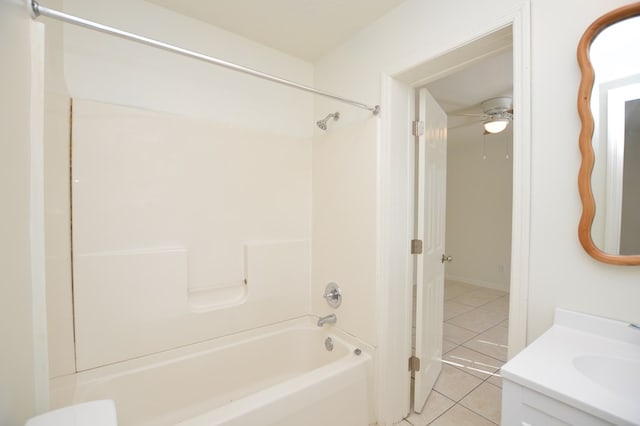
<box><xmin>409</xmin><ymin>49</ymin><xmax>513</xmax><ymax>424</ymax></box>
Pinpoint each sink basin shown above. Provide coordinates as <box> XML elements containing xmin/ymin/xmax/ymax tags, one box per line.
<box><xmin>573</xmin><ymin>354</ymin><xmax>640</xmax><ymax>400</ymax></box>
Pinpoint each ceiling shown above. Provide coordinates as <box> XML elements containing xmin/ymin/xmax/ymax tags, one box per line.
<box><xmin>426</xmin><ymin>49</ymin><xmax>514</xmax><ymax>129</ymax></box>
<box><xmin>145</xmin><ymin>0</ymin><xmax>407</xmax><ymax>61</ymax></box>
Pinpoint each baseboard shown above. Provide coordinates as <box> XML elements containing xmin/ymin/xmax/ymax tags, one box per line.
<box><xmin>445</xmin><ymin>275</ymin><xmax>510</xmax><ymax>293</ymax></box>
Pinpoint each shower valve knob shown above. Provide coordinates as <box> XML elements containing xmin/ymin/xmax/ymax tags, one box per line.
<box><xmin>325</xmin><ymin>290</ymin><xmax>339</xmax><ymax>300</ymax></box>
<box><xmin>323</xmin><ymin>282</ymin><xmax>342</xmax><ymax>308</ymax></box>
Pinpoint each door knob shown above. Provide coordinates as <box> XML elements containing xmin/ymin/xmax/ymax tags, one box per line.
<box><xmin>441</xmin><ymin>254</ymin><xmax>453</xmax><ymax>263</ymax></box>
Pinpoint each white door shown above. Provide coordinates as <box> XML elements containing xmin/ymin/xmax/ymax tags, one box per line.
<box><xmin>413</xmin><ymin>87</ymin><xmax>448</xmax><ymax>412</ymax></box>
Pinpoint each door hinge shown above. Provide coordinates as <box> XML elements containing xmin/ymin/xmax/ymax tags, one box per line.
<box><xmin>411</xmin><ymin>239</ymin><xmax>423</xmax><ymax>254</ymax></box>
<box><xmin>409</xmin><ymin>356</ymin><xmax>421</xmax><ymax>372</ymax></box>
<box><xmin>412</xmin><ymin>120</ymin><xmax>424</xmax><ymax>137</ymax></box>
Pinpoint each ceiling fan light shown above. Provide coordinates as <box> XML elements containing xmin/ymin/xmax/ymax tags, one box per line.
<box><xmin>483</xmin><ymin>118</ymin><xmax>509</xmax><ymax>133</ymax></box>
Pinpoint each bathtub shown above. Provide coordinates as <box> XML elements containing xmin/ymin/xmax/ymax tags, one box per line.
<box><xmin>50</xmin><ymin>317</ymin><xmax>374</xmax><ymax>425</ymax></box>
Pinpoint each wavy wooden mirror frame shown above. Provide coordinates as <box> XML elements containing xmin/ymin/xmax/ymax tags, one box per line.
<box><xmin>577</xmin><ymin>2</ymin><xmax>640</xmax><ymax>265</ymax></box>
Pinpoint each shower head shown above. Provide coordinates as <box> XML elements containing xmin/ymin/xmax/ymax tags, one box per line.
<box><xmin>316</xmin><ymin>112</ymin><xmax>340</xmax><ymax>130</ymax></box>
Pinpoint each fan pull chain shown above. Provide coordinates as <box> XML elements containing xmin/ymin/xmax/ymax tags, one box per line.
<box><xmin>505</xmin><ymin>131</ymin><xmax>510</xmax><ymax>159</ymax></box>
<box><xmin>483</xmin><ymin>132</ymin><xmax>488</xmax><ymax>160</ymax></box>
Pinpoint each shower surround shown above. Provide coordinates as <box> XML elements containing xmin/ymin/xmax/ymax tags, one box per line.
<box><xmin>70</xmin><ymin>99</ymin><xmax>311</xmax><ymax>369</ymax></box>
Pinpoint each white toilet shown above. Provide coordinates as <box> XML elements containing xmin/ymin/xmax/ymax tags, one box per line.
<box><xmin>25</xmin><ymin>400</ymin><xmax>118</xmax><ymax>426</ymax></box>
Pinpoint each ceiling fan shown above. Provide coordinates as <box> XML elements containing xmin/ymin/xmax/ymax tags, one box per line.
<box><xmin>452</xmin><ymin>97</ymin><xmax>513</xmax><ymax>134</ymax></box>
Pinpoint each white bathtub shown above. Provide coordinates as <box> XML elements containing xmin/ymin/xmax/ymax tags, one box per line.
<box><xmin>50</xmin><ymin>317</ymin><xmax>374</xmax><ymax>425</ymax></box>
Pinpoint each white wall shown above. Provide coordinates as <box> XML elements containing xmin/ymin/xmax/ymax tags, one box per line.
<box><xmin>446</xmin><ymin>124</ymin><xmax>513</xmax><ymax>291</ymax></box>
<box><xmin>313</xmin><ymin>0</ymin><xmax>640</xmax><ymax>349</ymax></box>
<box><xmin>0</xmin><ymin>1</ymin><xmax>41</xmax><ymax>423</ymax></box>
<box><xmin>312</xmin><ymin>119</ymin><xmax>379</xmax><ymax>344</ymax></box>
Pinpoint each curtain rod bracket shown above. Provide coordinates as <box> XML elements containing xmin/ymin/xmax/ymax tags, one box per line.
<box><xmin>29</xmin><ymin>0</ymin><xmax>41</xmax><ymax>19</ymax></box>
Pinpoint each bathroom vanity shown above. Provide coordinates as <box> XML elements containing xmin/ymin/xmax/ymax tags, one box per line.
<box><xmin>501</xmin><ymin>309</ymin><xmax>640</xmax><ymax>426</ymax></box>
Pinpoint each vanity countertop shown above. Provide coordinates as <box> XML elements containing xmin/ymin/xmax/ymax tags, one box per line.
<box><xmin>501</xmin><ymin>308</ymin><xmax>640</xmax><ymax>425</ymax></box>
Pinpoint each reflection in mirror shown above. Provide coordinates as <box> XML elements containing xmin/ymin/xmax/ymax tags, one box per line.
<box><xmin>578</xmin><ymin>3</ymin><xmax>640</xmax><ymax>265</ymax></box>
<box><xmin>621</xmin><ymin>98</ymin><xmax>640</xmax><ymax>254</ymax></box>
<box><xmin>590</xmin><ymin>15</ymin><xmax>640</xmax><ymax>255</ymax></box>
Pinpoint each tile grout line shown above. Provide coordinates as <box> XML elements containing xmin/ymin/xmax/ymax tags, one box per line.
<box><xmin>458</xmin><ymin>380</ymin><xmax>502</xmax><ymax>425</ymax></box>
<box><xmin>426</xmin><ymin>402</ymin><xmax>454</xmax><ymax>425</ymax></box>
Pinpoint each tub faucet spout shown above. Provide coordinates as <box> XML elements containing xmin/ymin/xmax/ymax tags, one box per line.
<box><xmin>317</xmin><ymin>313</ymin><xmax>337</xmax><ymax>327</ymax></box>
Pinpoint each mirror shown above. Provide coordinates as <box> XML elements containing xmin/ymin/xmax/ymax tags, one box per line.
<box><xmin>578</xmin><ymin>3</ymin><xmax>640</xmax><ymax>265</ymax></box>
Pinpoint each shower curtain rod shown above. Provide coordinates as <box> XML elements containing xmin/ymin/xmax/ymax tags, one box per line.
<box><xmin>29</xmin><ymin>0</ymin><xmax>380</xmax><ymax>115</ymax></box>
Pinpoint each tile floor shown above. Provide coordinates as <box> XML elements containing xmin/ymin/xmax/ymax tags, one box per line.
<box><xmin>400</xmin><ymin>280</ymin><xmax>509</xmax><ymax>426</ymax></box>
